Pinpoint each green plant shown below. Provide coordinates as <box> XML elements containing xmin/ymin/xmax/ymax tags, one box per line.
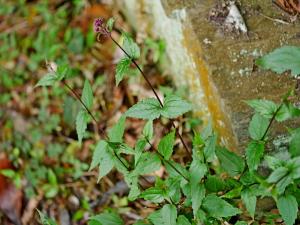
<box><xmin>36</xmin><ymin>19</ymin><xmax>300</xmax><ymax>225</ymax></box>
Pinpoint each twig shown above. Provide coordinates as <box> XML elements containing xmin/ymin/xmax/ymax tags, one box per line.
<box><xmin>259</xmin><ymin>13</ymin><xmax>290</xmax><ymax>25</ymax></box>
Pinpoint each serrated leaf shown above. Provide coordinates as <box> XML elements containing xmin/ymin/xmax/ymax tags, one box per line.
<box><xmin>276</xmin><ymin>175</ymin><xmax>293</xmax><ymax>194</ymax></box>
<box><xmin>124</xmin><ymin>173</ymin><xmax>140</xmax><ymax>201</ymax></box>
<box><xmin>35</xmin><ymin>73</ymin><xmax>58</xmax><ymax>87</ymax></box>
<box><xmin>89</xmin><ymin>212</ymin><xmax>124</xmax><ymax>225</ymax></box>
<box><xmin>204</xmin><ymin>134</ymin><xmax>217</xmax><ymax>162</ymax></box>
<box><xmin>176</xmin><ymin>215</ymin><xmax>191</xmax><ymax>225</ymax></box>
<box><xmin>289</xmin><ymin>128</ymin><xmax>300</xmax><ymax>157</ymax></box>
<box><xmin>241</xmin><ymin>188</ymin><xmax>256</xmax><ymax>218</ymax></box>
<box><xmin>126</xmin><ymin>98</ymin><xmax>162</xmax><ymax>120</ymax></box>
<box><xmin>108</xmin><ymin>116</ymin><xmax>126</xmax><ymax>142</ymax></box>
<box><xmin>277</xmin><ymin>195</ymin><xmax>298</xmax><ymax>225</ymax></box>
<box><xmin>76</xmin><ymin>110</ymin><xmax>89</xmax><ymax>144</ymax></box>
<box><xmin>202</xmin><ymin>194</ymin><xmax>241</xmax><ymax>218</ymax></box>
<box><xmin>134</xmin><ymin>138</ymin><xmax>147</xmax><ymax>166</ymax></box>
<box><xmin>122</xmin><ymin>32</ymin><xmax>140</xmax><ymax>59</ymax></box>
<box><xmin>134</xmin><ymin>152</ymin><xmax>161</xmax><ymax>175</ymax></box>
<box><xmin>246</xmin><ymin>141</ymin><xmax>265</xmax><ymax>172</ymax></box>
<box><xmin>276</xmin><ymin>102</ymin><xmax>300</xmax><ymax>122</ymax></box>
<box><xmin>140</xmin><ymin>187</ymin><xmax>165</xmax><ymax>203</ymax></box>
<box><xmin>82</xmin><ymin>79</ymin><xmax>93</xmax><ymax>109</ymax></box>
<box><xmin>246</xmin><ymin>99</ymin><xmax>278</xmax><ymax>118</ymax></box>
<box><xmin>189</xmin><ymin>159</ymin><xmax>207</xmax><ymax>184</ymax></box>
<box><xmin>158</xmin><ymin>130</ymin><xmax>175</xmax><ymax>160</ymax></box>
<box><xmin>216</xmin><ymin>147</ymin><xmax>245</xmax><ymax>176</ymax></box>
<box><xmin>249</xmin><ymin>113</ymin><xmax>269</xmax><ymax>140</ymax></box>
<box><xmin>165</xmin><ymin>160</ymin><xmax>189</xmax><ymax>180</ymax></box>
<box><xmin>89</xmin><ymin>141</ymin><xmax>114</xmax><ymax>181</ymax></box>
<box><xmin>205</xmin><ymin>175</ymin><xmax>225</xmax><ymax>192</ymax></box>
<box><xmin>265</xmin><ymin>155</ymin><xmax>285</xmax><ymax>170</ymax></box>
<box><xmin>267</xmin><ymin>167</ymin><xmax>289</xmax><ymax>183</ymax></box>
<box><xmin>148</xmin><ymin>204</ymin><xmax>177</xmax><ymax>225</ymax></box>
<box><xmin>143</xmin><ymin>120</ymin><xmax>153</xmax><ymax>140</ymax></box>
<box><xmin>191</xmin><ymin>184</ymin><xmax>205</xmax><ymax>216</ymax></box>
<box><xmin>256</xmin><ymin>46</ymin><xmax>300</xmax><ymax>77</ymax></box>
<box><xmin>161</xmin><ymin>95</ymin><xmax>192</xmax><ymax>119</ymax></box>
<box><xmin>116</xmin><ymin>57</ymin><xmax>131</xmax><ymax>86</ymax></box>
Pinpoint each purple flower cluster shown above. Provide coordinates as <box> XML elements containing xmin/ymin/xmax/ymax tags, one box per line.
<box><xmin>93</xmin><ymin>17</ymin><xmax>109</xmax><ymax>35</ymax></box>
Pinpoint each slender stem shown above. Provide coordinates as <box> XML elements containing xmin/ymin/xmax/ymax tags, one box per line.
<box><xmin>261</xmin><ymin>103</ymin><xmax>283</xmax><ymax>141</ymax></box>
<box><xmin>109</xmin><ymin>34</ymin><xmax>191</xmax><ymax>154</ymax></box>
<box><xmin>145</xmin><ymin>138</ymin><xmax>189</xmax><ymax>181</ymax></box>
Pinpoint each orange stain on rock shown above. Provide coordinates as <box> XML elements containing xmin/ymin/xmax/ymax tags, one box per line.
<box><xmin>182</xmin><ymin>26</ymin><xmax>238</xmax><ymax>151</ymax></box>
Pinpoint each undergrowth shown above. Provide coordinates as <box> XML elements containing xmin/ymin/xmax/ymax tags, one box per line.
<box><xmin>35</xmin><ymin>18</ymin><xmax>300</xmax><ymax>225</ymax></box>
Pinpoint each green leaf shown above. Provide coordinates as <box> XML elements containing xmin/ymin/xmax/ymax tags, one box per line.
<box><xmin>290</xmin><ymin>128</ymin><xmax>300</xmax><ymax>157</ymax></box>
<box><xmin>56</xmin><ymin>64</ymin><xmax>69</xmax><ymax>80</ymax></box>
<box><xmin>276</xmin><ymin>176</ymin><xmax>293</xmax><ymax>194</ymax></box>
<box><xmin>35</xmin><ymin>73</ymin><xmax>57</xmax><ymax>87</ymax></box>
<box><xmin>124</xmin><ymin>173</ymin><xmax>140</xmax><ymax>201</ymax></box>
<box><xmin>241</xmin><ymin>188</ymin><xmax>256</xmax><ymax>218</ymax></box>
<box><xmin>134</xmin><ymin>138</ymin><xmax>147</xmax><ymax>166</ymax></box>
<box><xmin>202</xmin><ymin>194</ymin><xmax>241</xmax><ymax>218</ymax></box>
<box><xmin>256</xmin><ymin>46</ymin><xmax>300</xmax><ymax>77</ymax></box>
<box><xmin>222</xmin><ymin>186</ymin><xmax>243</xmax><ymax>199</ymax></box>
<box><xmin>235</xmin><ymin>222</ymin><xmax>248</xmax><ymax>225</ymax></box>
<box><xmin>165</xmin><ymin>160</ymin><xmax>189</xmax><ymax>180</ymax></box>
<box><xmin>246</xmin><ymin>99</ymin><xmax>277</xmax><ymax>118</ymax></box>
<box><xmin>176</xmin><ymin>215</ymin><xmax>191</xmax><ymax>225</ymax></box>
<box><xmin>143</xmin><ymin>120</ymin><xmax>153</xmax><ymax>140</ymax></box>
<box><xmin>106</xmin><ymin>18</ymin><xmax>115</xmax><ymax>32</ymax></box>
<box><xmin>76</xmin><ymin>110</ymin><xmax>89</xmax><ymax>144</ymax></box>
<box><xmin>205</xmin><ymin>175</ymin><xmax>225</xmax><ymax>192</ymax></box>
<box><xmin>265</xmin><ymin>155</ymin><xmax>285</xmax><ymax>170</ymax></box>
<box><xmin>246</xmin><ymin>141</ymin><xmax>265</xmax><ymax>172</ymax></box>
<box><xmin>134</xmin><ymin>152</ymin><xmax>161</xmax><ymax>175</ymax></box>
<box><xmin>140</xmin><ymin>187</ymin><xmax>165</xmax><ymax>203</ymax></box>
<box><xmin>126</xmin><ymin>98</ymin><xmax>162</xmax><ymax>120</ymax></box>
<box><xmin>191</xmin><ymin>184</ymin><xmax>205</xmax><ymax>216</ymax></box>
<box><xmin>148</xmin><ymin>204</ymin><xmax>177</xmax><ymax>225</ymax></box>
<box><xmin>249</xmin><ymin>113</ymin><xmax>269</xmax><ymax>140</ymax></box>
<box><xmin>277</xmin><ymin>195</ymin><xmax>298</xmax><ymax>225</ymax></box>
<box><xmin>189</xmin><ymin>159</ymin><xmax>207</xmax><ymax>184</ymax></box>
<box><xmin>122</xmin><ymin>32</ymin><xmax>140</xmax><ymax>59</ymax></box>
<box><xmin>89</xmin><ymin>212</ymin><xmax>124</xmax><ymax>225</ymax></box>
<box><xmin>37</xmin><ymin>209</ymin><xmax>57</xmax><ymax>225</ymax></box>
<box><xmin>89</xmin><ymin>141</ymin><xmax>114</xmax><ymax>181</ymax></box>
<box><xmin>267</xmin><ymin>167</ymin><xmax>289</xmax><ymax>183</ymax></box>
<box><xmin>204</xmin><ymin>134</ymin><xmax>217</xmax><ymax>162</ymax></box>
<box><xmin>47</xmin><ymin>169</ymin><xmax>57</xmax><ymax>185</ymax></box>
<box><xmin>216</xmin><ymin>147</ymin><xmax>245</xmax><ymax>176</ymax></box>
<box><xmin>108</xmin><ymin>116</ymin><xmax>126</xmax><ymax>142</ymax></box>
<box><xmin>81</xmin><ymin>79</ymin><xmax>93</xmax><ymax>110</ymax></box>
<box><xmin>115</xmin><ymin>57</ymin><xmax>131</xmax><ymax>86</ymax></box>
<box><xmin>166</xmin><ymin>177</ymin><xmax>181</xmax><ymax>203</ymax></box>
<box><xmin>161</xmin><ymin>95</ymin><xmax>192</xmax><ymax>119</ymax></box>
<box><xmin>158</xmin><ymin>130</ymin><xmax>175</xmax><ymax>160</ymax></box>
<box><xmin>276</xmin><ymin>102</ymin><xmax>300</xmax><ymax>122</ymax></box>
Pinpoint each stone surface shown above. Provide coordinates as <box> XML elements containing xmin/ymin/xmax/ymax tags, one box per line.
<box><xmin>116</xmin><ymin>0</ymin><xmax>300</xmax><ymax>152</ymax></box>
